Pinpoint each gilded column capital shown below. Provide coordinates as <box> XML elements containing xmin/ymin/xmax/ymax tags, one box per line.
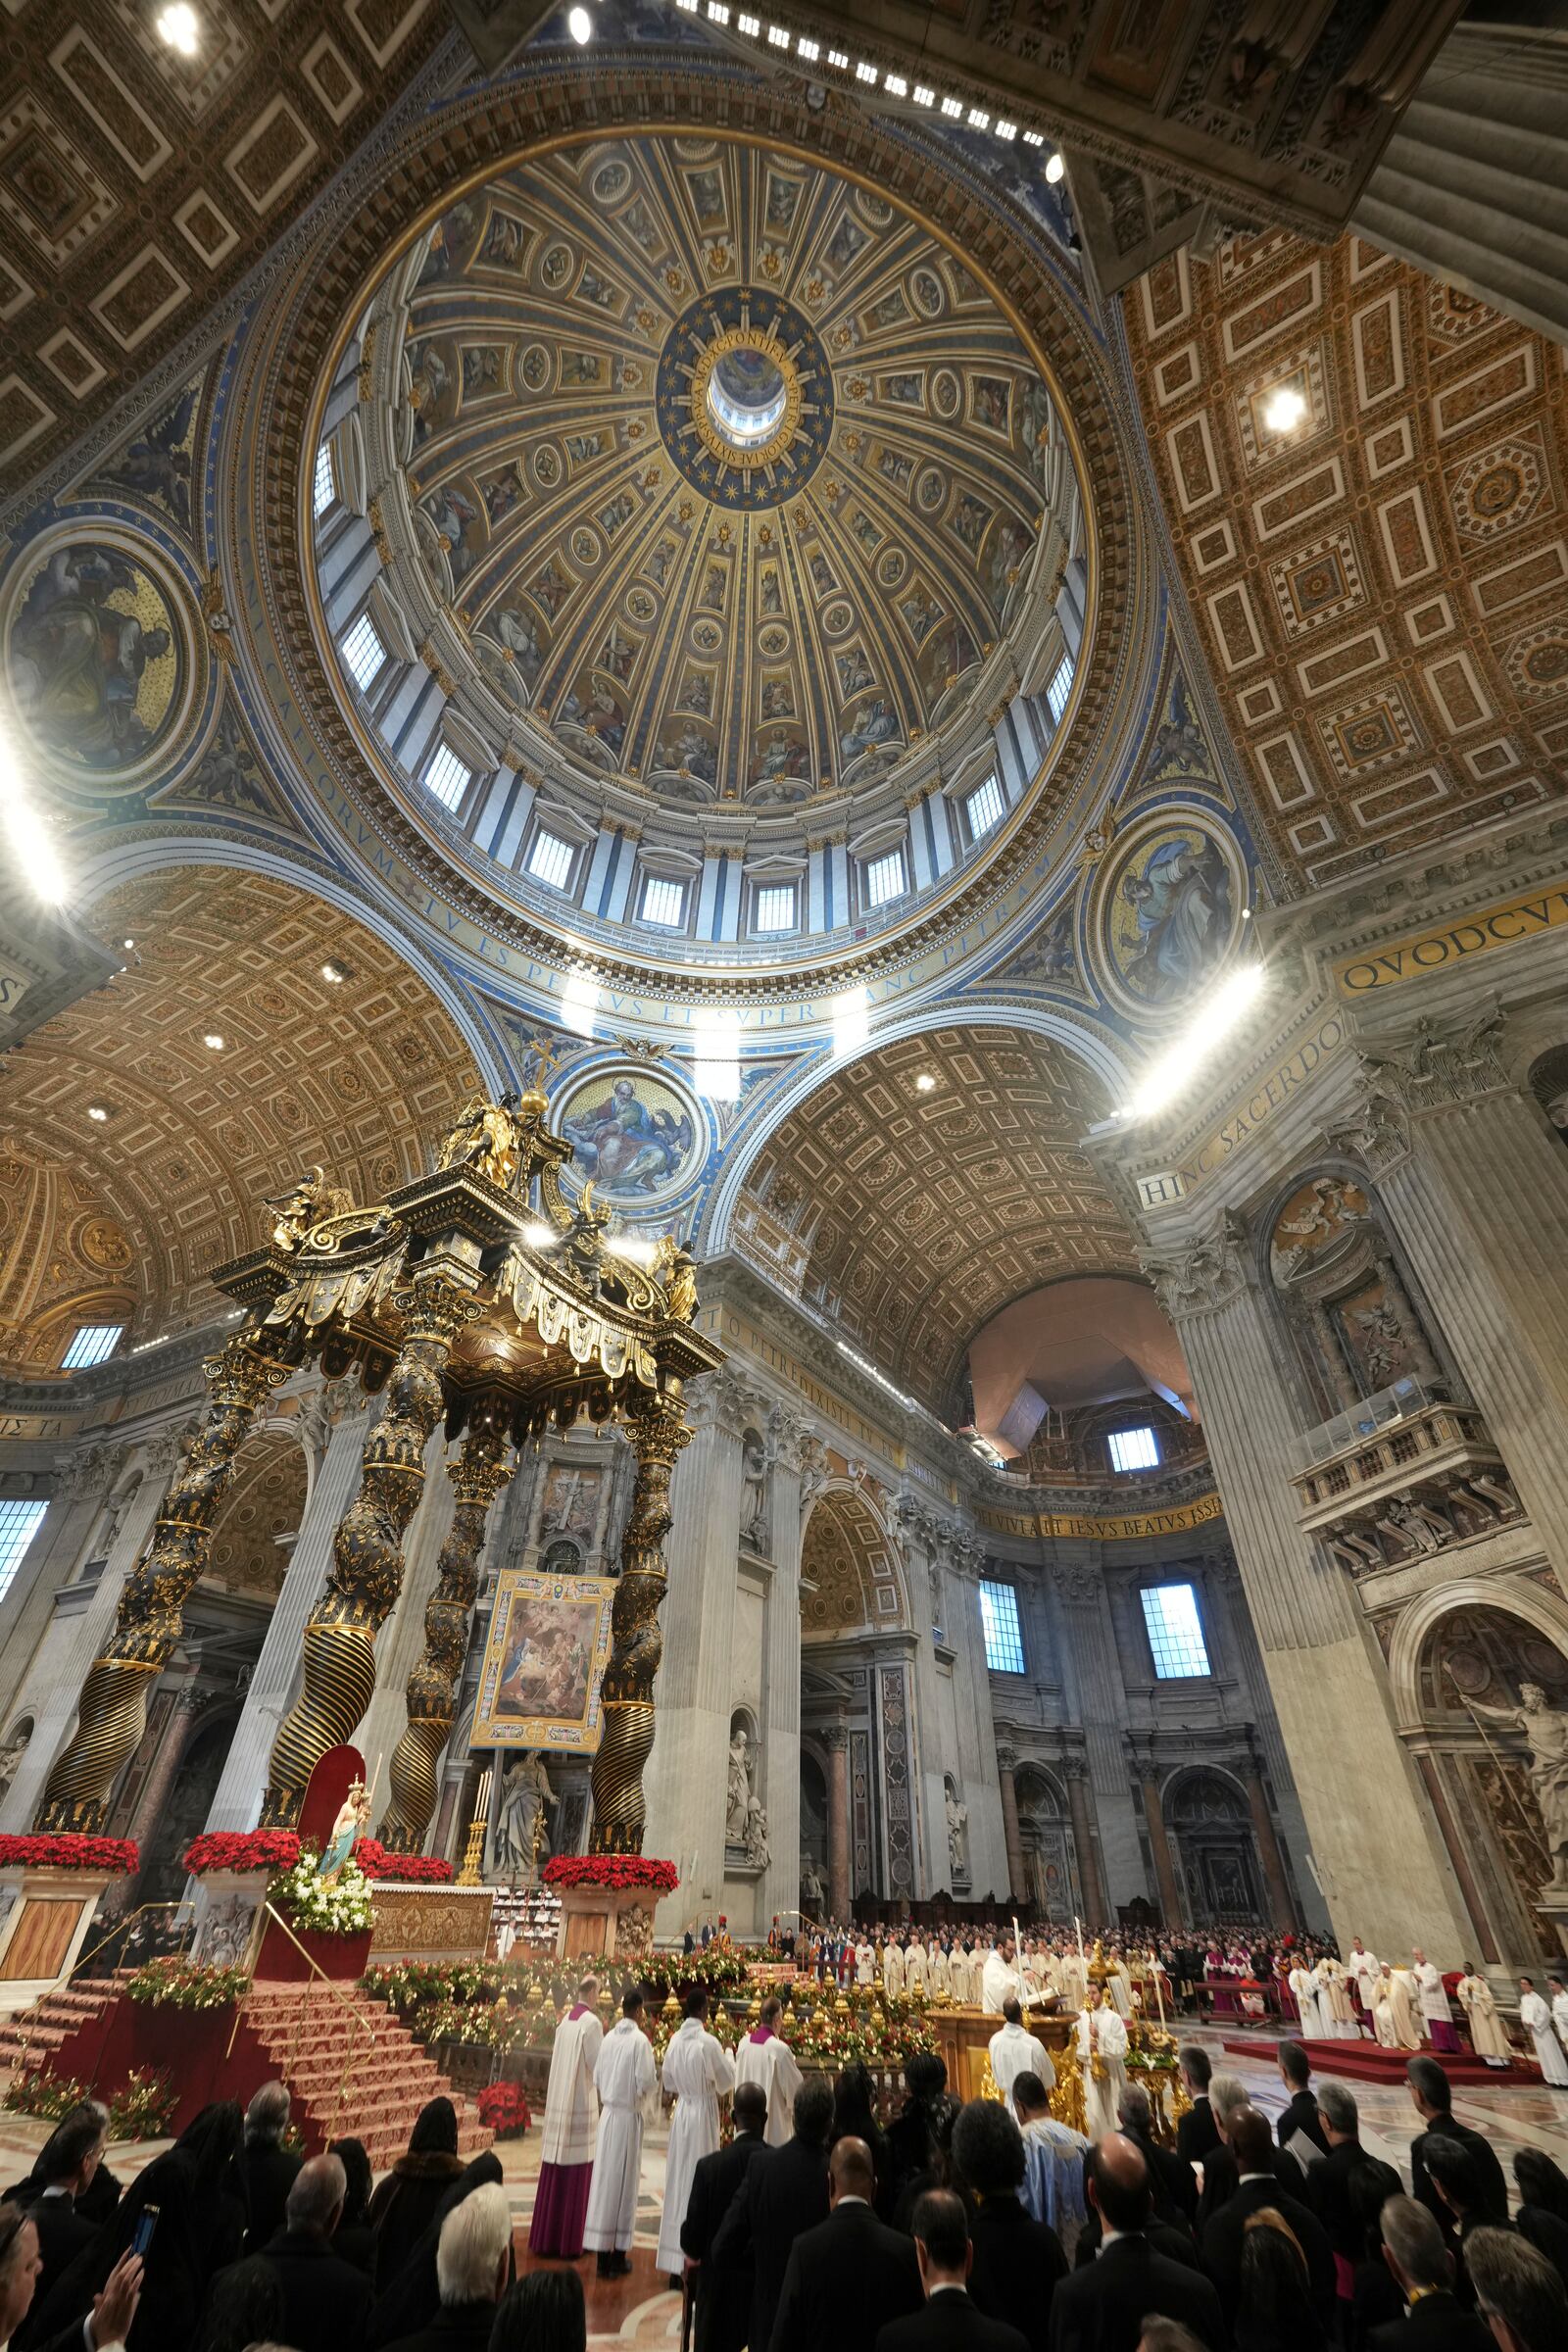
<box><xmin>1142</xmin><ymin>1210</ymin><xmax>1252</xmax><ymax>1322</ymax></box>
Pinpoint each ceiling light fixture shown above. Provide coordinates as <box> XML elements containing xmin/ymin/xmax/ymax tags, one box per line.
<box><xmin>155</xmin><ymin>1</ymin><xmax>200</xmax><ymax>54</ymax></box>
<box><xmin>204</xmin><ymin>1032</ymin><xmax>225</xmax><ymax>1050</ymax></box>
<box><xmin>1045</xmin><ymin>151</ymin><xmax>1065</xmax><ymax>183</ymax></box>
<box><xmin>1261</xmin><ymin>383</ymin><xmax>1307</xmax><ymax>434</ymax></box>
<box><xmin>1120</xmin><ymin>962</ymin><xmax>1266</xmax><ymax>1122</ymax></box>
<box><xmin>87</xmin><ymin>1105</ymin><xmax>110</xmax><ymax>1123</ymax></box>
<box><xmin>320</xmin><ymin>960</ymin><xmax>347</xmax><ymax>984</ymax></box>
<box><xmin>914</xmin><ymin>1072</ymin><xmax>938</xmax><ymax>1093</ymax></box>
<box><xmin>122</xmin><ymin>938</ymin><xmax>135</xmax><ymax>951</ymax></box>
<box><xmin>567</xmin><ymin>4</ymin><xmax>593</xmax><ymax>40</ymax></box>
<box><xmin>523</xmin><ymin>1222</ymin><xmax>557</xmax><ymax>1249</ymax></box>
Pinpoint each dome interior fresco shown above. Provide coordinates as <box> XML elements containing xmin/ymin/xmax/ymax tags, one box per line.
<box><xmin>0</xmin><ymin>871</ymin><xmax>480</xmax><ymax>1348</ymax></box>
<box><xmin>340</xmin><ymin>131</ymin><xmax>1080</xmax><ymax>818</ymax></box>
<box><xmin>736</xmin><ymin>1025</ymin><xmax>1131</xmax><ymax>1418</ymax></box>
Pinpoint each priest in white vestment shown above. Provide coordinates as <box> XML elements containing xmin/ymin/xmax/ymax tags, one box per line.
<box><xmin>1372</xmin><ymin>1972</ymin><xmax>1398</xmax><ymax>2049</ymax></box>
<box><xmin>1521</xmin><ymin>1976</ymin><xmax>1568</xmax><ymax>2086</ymax></box>
<box><xmin>656</xmin><ymin>1990</ymin><xmax>735</xmax><ymax>2281</ymax></box>
<box><xmin>1288</xmin><ymin>1960</ymin><xmax>1329</xmax><ymax>2040</ymax></box>
<box><xmin>882</xmin><ymin>1939</ymin><xmax>906</xmax><ymax>2000</ymax></box>
<box><xmin>1412</xmin><ymin>1950</ymin><xmax>1460</xmax><ymax>2053</ymax></box>
<box><xmin>904</xmin><ymin>1940</ymin><xmax>928</xmax><ymax>1998</ymax></box>
<box><xmin>584</xmin><ymin>1987</ymin><xmax>659</xmax><ymax>2277</ymax></box>
<box><xmin>1059</xmin><ymin>1949</ymin><xmax>1089</xmax><ymax>2013</ymax></box>
<box><xmin>928</xmin><ymin>1941</ymin><xmax>950</xmax><ymax>2000</ymax></box>
<box><xmin>1316</xmin><ymin>1956</ymin><xmax>1358</xmax><ymax>2039</ymax></box>
<box><xmin>990</xmin><ymin>1999</ymin><xmax>1055</xmax><ymax>2101</ymax></box>
<box><xmin>1552</xmin><ymin>1976</ymin><xmax>1568</xmax><ymax>2053</ymax></box>
<box><xmin>529</xmin><ymin>1976</ymin><xmax>605</xmax><ymax>2257</ymax></box>
<box><xmin>1076</xmin><ymin>1986</ymin><xmax>1128</xmax><ymax>2140</ymax></box>
<box><xmin>1456</xmin><ymin>1967</ymin><xmax>1511</xmax><ymax>2067</ymax></box>
<box><xmin>856</xmin><ymin>1938</ymin><xmax>875</xmax><ymax>1985</ymax></box>
<box><xmin>981</xmin><ymin>1937</ymin><xmax>1021</xmax><ymax>2015</ymax></box>
<box><xmin>1386</xmin><ymin>1966</ymin><xmax>1423</xmax><ymax>2051</ymax></box>
<box><xmin>1348</xmin><ymin>1939</ymin><xmax>1380</xmax><ymax>2032</ymax></box>
<box><xmin>731</xmin><ymin>1994</ymin><xmax>803</xmax><ymax>2146</ymax></box>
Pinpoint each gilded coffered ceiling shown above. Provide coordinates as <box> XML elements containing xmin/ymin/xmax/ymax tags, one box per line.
<box><xmin>0</xmin><ymin>1152</ymin><xmax>134</xmax><ymax>1373</ymax></box>
<box><xmin>737</xmin><ymin>1023</ymin><xmax>1131</xmax><ymax>1416</ymax></box>
<box><xmin>1126</xmin><ymin>229</ymin><xmax>1568</xmax><ymax>893</ymax></box>
<box><xmin>0</xmin><ymin>868</ymin><xmax>478</xmax><ymax>1348</ymax></box>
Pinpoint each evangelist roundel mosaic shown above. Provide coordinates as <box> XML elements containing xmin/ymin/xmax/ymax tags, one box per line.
<box><xmin>656</xmin><ymin>289</ymin><xmax>832</xmax><ymax>510</ymax></box>
<box><xmin>554</xmin><ymin>1065</ymin><xmax>704</xmax><ymax>1203</ymax></box>
<box><xmin>3</xmin><ymin>536</ymin><xmax>189</xmax><ymax>780</ymax></box>
<box><xmin>1092</xmin><ymin>811</ymin><xmax>1245</xmax><ymax>1020</ymax></box>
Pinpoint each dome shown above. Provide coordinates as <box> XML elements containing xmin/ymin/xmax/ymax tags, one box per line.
<box><xmin>311</xmin><ymin>129</ymin><xmax>1090</xmax><ymax>965</ymax></box>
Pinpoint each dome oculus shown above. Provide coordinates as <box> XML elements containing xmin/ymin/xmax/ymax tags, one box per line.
<box><xmin>659</xmin><ymin>291</ymin><xmax>831</xmax><ymax>505</ymax></box>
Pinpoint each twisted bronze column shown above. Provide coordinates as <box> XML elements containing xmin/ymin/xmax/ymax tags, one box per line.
<box><xmin>36</xmin><ymin>1332</ymin><xmax>292</xmax><ymax>1832</ymax></box>
<box><xmin>589</xmin><ymin>1386</ymin><xmax>690</xmax><ymax>1855</ymax></box>
<box><xmin>259</xmin><ymin>1272</ymin><xmax>477</xmax><ymax>1826</ymax></box>
<box><xmin>378</xmin><ymin>1403</ymin><xmax>512</xmax><ymax>1852</ymax></box>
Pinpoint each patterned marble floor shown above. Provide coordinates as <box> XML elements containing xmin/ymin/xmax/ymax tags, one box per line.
<box><xmin>3</xmin><ymin>2021</ymin><xmax>1566</xmax><ymax>2348</ymax></box>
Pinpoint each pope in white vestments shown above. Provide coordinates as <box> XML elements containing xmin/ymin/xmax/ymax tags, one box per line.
<box><xmin>981</xmin><ymin>1940</ymin><xmax>1021</xmax><ymax>2015</ymax></box>
<box><xmin>1521</xmin><ymin>1978</ymin><xmax>1568</xmax><ymax>2086</ymax></box>
<box><xmin>990</xmin><ymin>2006</ymin><xmax>1055</xmax><ymax>2101</ymax></box>
<box><xmin>529</xmin><ymin>1981</ymin><xmax>605</xmax><ymax>2257</ymax></box>
<box><xmin>1076</xmin><ymin>1990</ymin><xmax>1128</xmax><ymax>2140</ymax></box>
<box><xmin>731</xmin><ymin>1996</ymin><xmax>803</xmax><ymax>2146</ymax></box>
<box><xmin>583</xmin><ymin>1996</ymin><xmax>659</xmax><ymax>2270</ymax></box>
<box><xmin>1456</xmin><ymin>1971</ymin><xmax>1511</xmax><ymax>2066</ymax></box>
<box><xmin>656</xmin><ymin>1998</ymin><xmax>735</xmax><ymax>2278</ymax></box>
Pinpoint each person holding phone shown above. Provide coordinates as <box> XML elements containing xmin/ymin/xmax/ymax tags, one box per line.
<box><xmin>0</xmin><ymin>2204</ymin><xmax>140</xmax><ymax>2352</ymax></box>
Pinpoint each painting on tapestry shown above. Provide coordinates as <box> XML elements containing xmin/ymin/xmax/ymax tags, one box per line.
<box><xmin>470</xmin><ymin>1569</ymin><xmax>615</xmax><ymax>1752</ymax></box>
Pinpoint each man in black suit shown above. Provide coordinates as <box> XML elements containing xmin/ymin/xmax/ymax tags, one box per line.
<box><xmin>241</xmin><ymin>2081</ymin><xmax>303</xmax><ymax>2256</ymax></box>
<box><xmin>770</xmin><ymin>2135</ymin><xmax>921</xmax><ymax>2352</ymax></box>
<box><xmin>1407</xmin><ymin>2058</ymin><xmax>1507</xmax><ymax>2237</ymax></box>
<box><xmin>1174</xmin><ymin>2045</ymin><xmax>1219</xmax><ymax>2168</ymax></box>
<box><xmin>1114</xmin><ymin>2085</ymin><xmax>1196</xmax><ymax>2229</ymax></box>
<box><xmin>1048</xmin><ymin>2137</ymin><xmax>1225</xmax><ymax>2352</ymax></box>
<box><xmin>1370</xmin><ymin>2193</ymin><xmax>1493</xmax><ymax>2350</ymax></box>
<box><xmin>682</xmin><ymin>2081</ymin><xmax>768</xmax><ymax>2352</ymax></box>
<box><xmin>711</xmin><ymin>2076</ymin><xmax>832</xmax><ymax>2352</ymax></box>
<box><xmin>1277</xmin><ymin>2041</ymin><xmax>1330</xmax><ymax>2161</ymax></box>
<box><xmin>251</xmin><ymin>2154</ymin><xmax>372</xmax><ymax>2352</ymax></box>
<box><xmin>13</xmin><ymin>2107</ymin><xmax>104</xmax><ymax>2330</ymax></box>
<box><xmin>0</xmin><ymin>2208</ymin><xmax>141</xmax><ymax>2352</ymax></box>
<box><xmin>1200</xmin><ymin>2106</ymin><xmax>1337</xmax><ymax>2337</ymax></box>
<box><xmin>1312</xmin><ymin>2077</ymin><xmax>1368</xmax><ymax>2296</ymax></box>
<box><xmin>951</xmin><ymin>2097</ymin><xmax>1066</xmax><ymax>2351</ymax></box>
<box><xmin>874</xmin><ymin>2189</ymin><xmax>1028</xmax><ymax>2352</ymax></box>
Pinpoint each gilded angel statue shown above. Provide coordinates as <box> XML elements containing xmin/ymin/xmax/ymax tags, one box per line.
<box><xmin>265</xmin><ymin>1166</ymin><xmax>351</xmax><ymax>1252</ymax></box>
<box><xmin>437</xmin><ymin>1092</ymin><xmax>524</xmax><ymax>1192</ymax></box>
<box><xmin>651</xmin><ymin>1234</ymin><xmax>698</xmax><ymax>1323</ymax></box>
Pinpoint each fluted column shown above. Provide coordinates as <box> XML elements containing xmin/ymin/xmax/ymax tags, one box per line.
<box><xmin>996</xmin><ymin>1747</ymin><xmax>1026</xmax><ymax>1907</ymax></box>
<box><xmin>1132</xmin><ymin>1746</ymin><xmax>1183</xmax><ymax>1924</ymax></box>
<box><xmin>203</xmin><ymin>1386</ymin><xmax>369</xmax><ymax>1833</ymax></box>
<box><xmin>825</xmin><ymin>1724</ymin><xmax>852</xmax><ymax>1922</ymax></box>
<box><xmin>379</xmin><ymin>1404</ymin><xmax>510</xmax><ymax>1850</ymax></box>
<box><xmin>1336</xmin><ymin>1013</ymin><xmax>1568</xmax><ymax>1581</ymax></box>
<box><xmin>261</xmin><ymin>1273</ymin><xmax>478</xmax><ymax>1826</ymax></box>
<box><xmin>1146</xmin><ymin>1214</ymin><xmax>1473</xmax><ymax>1958</ymax></box>
<box><xmin>1063</xmin><ymin>1757</ymin><xmax>1106</xmax><ymax>1927</ymax></box>
<box><xmin>590</xmin><ymin>1385</ymin><xmax>693</xmax><ymax>1855</ymax></box>
<box><xmin>38</xmin><ymin>1332</ymin><xmax>293</xmax><ymax>1832</ymax></box>
<box><xmin>1244</xmin><ymin>1751</ymin><xmax>1296</xmax><ymax>1932</ymax></box>
<box><xmin>642</xmin><ymin>1373</ymin><xmax>748</xmax><ymax>1903</ymax></box>
<box><xmin>760</xmin><ymin>1404</ymin><xmax>808</xmax><ymax>1929</ymax></box>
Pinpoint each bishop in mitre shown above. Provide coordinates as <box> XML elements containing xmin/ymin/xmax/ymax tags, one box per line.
<box><xmin>656</xmin><ymin>1989</ymin><xmax>735</xmax><ymax>2284</ymax></box>
<box><xmin>731</xmin><ymin>1994</ymin><xmax>803</xmax><ymax>2146</ymax></box>
<box><xmin>530</xmin><ymin>1976</ymin><xmax>605</xmax><ymax>2258</ymax></box>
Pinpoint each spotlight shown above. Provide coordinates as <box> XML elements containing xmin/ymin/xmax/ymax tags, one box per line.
<box><xmin>914</xmin><ymin>1073</ymin><xmax>938</xmax><ymax>1094</ymax></box>
<box><xmin>1045</xmin><ymin>151</ymin><xmax>1065</xmax><ymax>184</ymax></box>
<box><xmin>1261</xmin><ymin>384</ymin><xmax>1306</xmax><ymax>434</ymax></box>
<box><xmin>204</xmin><ymin>1032</ymin><xmax>225</xmax><ymax>1050</ymax></box>
<box><xmin>88</xmin><ymin>1105</ymin><xmax>110</xmax><ymax>1123</ymax></box>
<box><xmin>156</xmin><ymin>1</ymin><xmax>200</xmax><ymax>54</ymax></box>
<box><xmin>523</xmin><ymin>1222</ymin><xmax>557</xmax><ymax>1248</ymax></box>
<box><xmin>122</xmin><ymin>939</ymin><xmax>135</xmax><ymax>950</ymax></box>
<box><xmin>320</xmin><ymin>960</ymin><xmax>347</xmax><ymax>983</ymax></box>
<box><xmin>567</xmin><ymin>3</ymin><xmax>592</xmax><ymax>38</ymax></box>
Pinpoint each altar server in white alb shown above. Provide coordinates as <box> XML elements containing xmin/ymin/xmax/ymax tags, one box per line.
<box><xmin>529</xmin><ymin>1974</ymin><xmax>605</xmax><ymax>2258</ymax></box>
<box><xmin>989</xmin><ymin>1999</ymin><xmax>1055</xmax><ymax>2102</ymax></box>
<box><xmin>981</xmin><ymin>1936</ymin><xmax>1021</xmax><ymax>2016</ymax></box>
<box><xmin>1551</xmin><ymin>1976</ymin><xmax>1568</xmax><ymax>2056</ymax></box>
<box><xmin>656</xmin><ymin>1988</ymin><xmax>735</xmax><ymax>2283</ymax></box>
<box><xmin>584</xmin><ymin>1985</ymin><xmax>659</xmax><ymax>2278</ymax></box>
<box><xmin>1455</xmin><ymin>1964</ymin><xmax>1512</xmax><ymax>2068</ymax></box>
<box><xmin>731</xmin><ymin>1994</ymin><xmax>803</xmax><ymax>2146</ymax></box>
<box><xmin>1076</xmin><ymin>1983</ymin><xmax>1129</xmax><ymax>2140</ymax></box>
<box><xmin>1288</xmin><ymin>1955</ymin><xmax>1329</xmax><ymax>2041</ymax></box>
<box><xmin>1520</xmin><ymin>1974</ymin><xmax>1568</xmax><ymax>2087</ymax></box>
<box><xmin>1348</xmin><ymin>1938</ymin><xmax>1380</xmax><ymax>2033</ymax></box>
<box><xmin>1412</xmin><ymin>1948</ymin><xmax>1460</xmax><ymax>2054</ymax></box>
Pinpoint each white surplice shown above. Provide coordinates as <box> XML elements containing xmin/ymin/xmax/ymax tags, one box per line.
<box><xmin>731</xmin><ymin>2026</ymin><xmax>803</xmax><ymax>2147</ymax></box>
<box><xmin>1522</xmin><ymin>1989</ymin><xmax>1568</xmax><ymax>2086</ymax></box>
<box><xmin>990</xmin><ymin>2018</ymin><xmax>1054</xmax><ymax>2100</ymax></box>
<box><xmin>1348</xmin><ymin>1947</ymin><xmax>1381</xmax><ymax>2019</ymax></box>
<box><xmin>981</xmin><ymin>1949</ymin><xmax>1020</xmax><ymax>2015</ymax></box>
<box><xmin>539</xmin><ymin>2003</ymin><xmax>604</xmax><ymax>2166</ymax></box>
<box><xmin>583</xmin><ymin>2015</ymin><xmax>658</xmax><ymax>2252</ymax></box>
<box><xmin>1413</xmin><ymin>1961</ymin><xmax>1453</xmax><ymax>2029</ymax></box>
<box><xmin>1075</xmin><ymin>2004</ymin><xmax>1128</xmax><ymax>2139</ymax></box>
<box><xmin>656</xmin><ymin>2017</ymin><xmax>735</xmax><ymax>2276</ymax></box>
<box><xmin>1457</xmin><ymin>1974</ymin><xmax>1511</xmax><ymax>2064</ymax></box>
<box><xmin>883</xmin><ymin>1942</ymin><xmax>906</xmax><ymax>1999</ymax></box>
<box><xmin>1288</xmin><ymin>1964</ymin><xmax>1328</xmax><ymax>2040</ymax></box>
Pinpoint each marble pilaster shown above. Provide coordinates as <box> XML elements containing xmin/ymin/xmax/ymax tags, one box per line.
<box><xmin>996</xmin><ymin>1747</ymin><xmax>1025</xmax><ymax>1905</ymax></box>
<box><xmin>825</xmin><ymin>1724</ymin><xmax>852</xmax><ymax>1922</ymax></box>
<box><xmin>1243</xmin><ymin>1750</ymin><xmax>1296</xmax><ymax>1932</ymax></box>
<box><xmin>760</xmin><ymin>1404</ymin><xmax>808</xmax><ymax>1930</ymax></box>
<box><xmin>1046</xmin><ymin>1560</ymin><xmax>1147</xmax><ymax>1909</ymax></box>
<box><xmin>1063</xmin><ymin>1757</ymin><xmax>1106</xmax><ymax>1926</ymax></box>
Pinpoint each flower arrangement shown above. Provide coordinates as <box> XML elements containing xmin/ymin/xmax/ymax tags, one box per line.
<box><xmin>109</xmin><ymin>2069</ymin><xmax>175</xmax><ymax>2140</ymax></box>
<box><xmin>269</xmin><ymin>1848</ymin><xmax>374</xmax><ymax>1936</ymax></box>
<box><xmin>363</xmin><ymin>1959</ymin><xmax>491</xmax><ymax>2013</ymax></box>
<box><xmin>476</xmin><ymin>2081</ymin><xmax>531</xmax><ymax>2139</ymax></box>
<box><xmin>183</xmin><ymin>1831</ymin><xmax>301</xmax><ymax>1877</ymax></box>
<box><xmin>6</xmin><ymin>2069</ymin><xmax>87</xmax><ymax>2122</ymax></box>
<box><xmin>676</xmin><ymin>1934</ymin><xmax>750</xmax><ymax>1994</ymax></box>
<box><xmin>543</xmin><ymin>1855</ymin><xmax>679</xmax><ymax>1894</ymax></box>
<box><xmin>0</xmin><ymin>1834</ymin><xmax>138</xmax><ymax>1875</ymax></box>
<box><xmin>352</xmin><ymin>1839</ymin><xmax>454</xmax><ymax>1885</ymax></box>
<box><xmin>126</xmin><ymin>1956</ymin><xmax>250</xmax><ymax>2011</ymax></box>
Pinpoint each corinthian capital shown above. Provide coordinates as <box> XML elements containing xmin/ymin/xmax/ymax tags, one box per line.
<box><xmin>1344</xmin><ymin>1006</ymin><xmax>1512</xmax><ymax>1155</ymax></box>
<box><xmin>1141</xmin><ymin>1210</ymin><xmax>1250</xmax><ymax>1322</ymax></box>
<box><xmin>51</xmin><ymin>1443</ymin><xmax>126</xmax><ymax>1501</ymax></box>
<box><xmin>765</xmin><ymin>1401</ymin><xmax>813</xmax><ymax>1473</ymax></box>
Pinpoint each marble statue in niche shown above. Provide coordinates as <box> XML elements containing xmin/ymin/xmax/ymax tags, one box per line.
<box><xmin>726</xmin><ymin>1723</ymin><xmax>756</xmax><ymax>1844</ymax></box>
<box><xmin>1469</xmin><ymin>1683</ymin><xmax>1568</xmax><ymax>1891</ymax></box>
<box><xmin>740</xmin><ymin>1430</ymin><xmax>769</xmax><ymax>1554</ymax></box>
<box><xmin>490</xmin><ymin>1751</ymin><xmax>558</xmax><ymax>1882</ymax></box>
<box><xmin>945</xmin><ymin>1779</ymin><xmax>969</xmax><ymax>1880</ymax></box>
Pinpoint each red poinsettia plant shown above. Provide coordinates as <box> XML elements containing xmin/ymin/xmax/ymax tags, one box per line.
<box><xmin>182</xmin><ymin>1832</ymin><xmax>302</xmax><ymax>1877</ymax></box>
<box><xmin>353</xmin><ymin>1840</ymin><xmax>454</xmax><ymax>1885</ymax></box>
<box><xmin>543</xmin><ymin>1855</ymin><xmax>679</xmax><ymax>1894</ymax></box>
<box><xmin>0</xmin><ymin>1835</ymin><xmax>138</xmax><ymax>1875</ymax></box>
<box><xmin>475</xmin><ymin>2080</ymin><xmax>530</xmax><ymax>2138</ymax></box>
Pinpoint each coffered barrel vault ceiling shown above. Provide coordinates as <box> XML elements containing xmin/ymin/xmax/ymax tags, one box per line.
<box><xmin>735</xmin><ymin>1024</ymin><xmax>1130</xmax><ymax>1419</ymax></box>
<box><xmin>1126</xmin><ymin>231</ymin><xmax>1568</xmax><ymax>894</ymax></box>
<box><xmin>0</xmin><ymin>868</ymin><xmax>479</xmax><ymax>1348</ymax></box>
<box><xmin>341</xmin><ymin>132</ymin><xmax>1077</xmax><ymax>810</ymax></box>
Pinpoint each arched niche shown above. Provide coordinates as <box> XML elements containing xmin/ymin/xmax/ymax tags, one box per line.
<box><xmin>201</xmin><ymin>1425</ymin><xmax>309</xmax><ymax>1604</ymax></box>
<box><xmin>1163</xmin><ymin>1765</ymin><xmax>1260</xmax><ymax>1928</ymax></box>
<box><xmin>800</xmin><ymin>1483</ymin><xmax>911</xmax><ymax>1642</ymax></box>
<box><xmin>1013</xmin><ymin>1763</ymin><xmax>1079</xmax><ymax>1923</ymax></box>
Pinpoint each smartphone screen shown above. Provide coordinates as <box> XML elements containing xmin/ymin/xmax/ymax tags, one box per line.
<box><xmin>130</xmin><ymin>2205</ymin><xmax>159</xmax><ymax>2257</ymax></box>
